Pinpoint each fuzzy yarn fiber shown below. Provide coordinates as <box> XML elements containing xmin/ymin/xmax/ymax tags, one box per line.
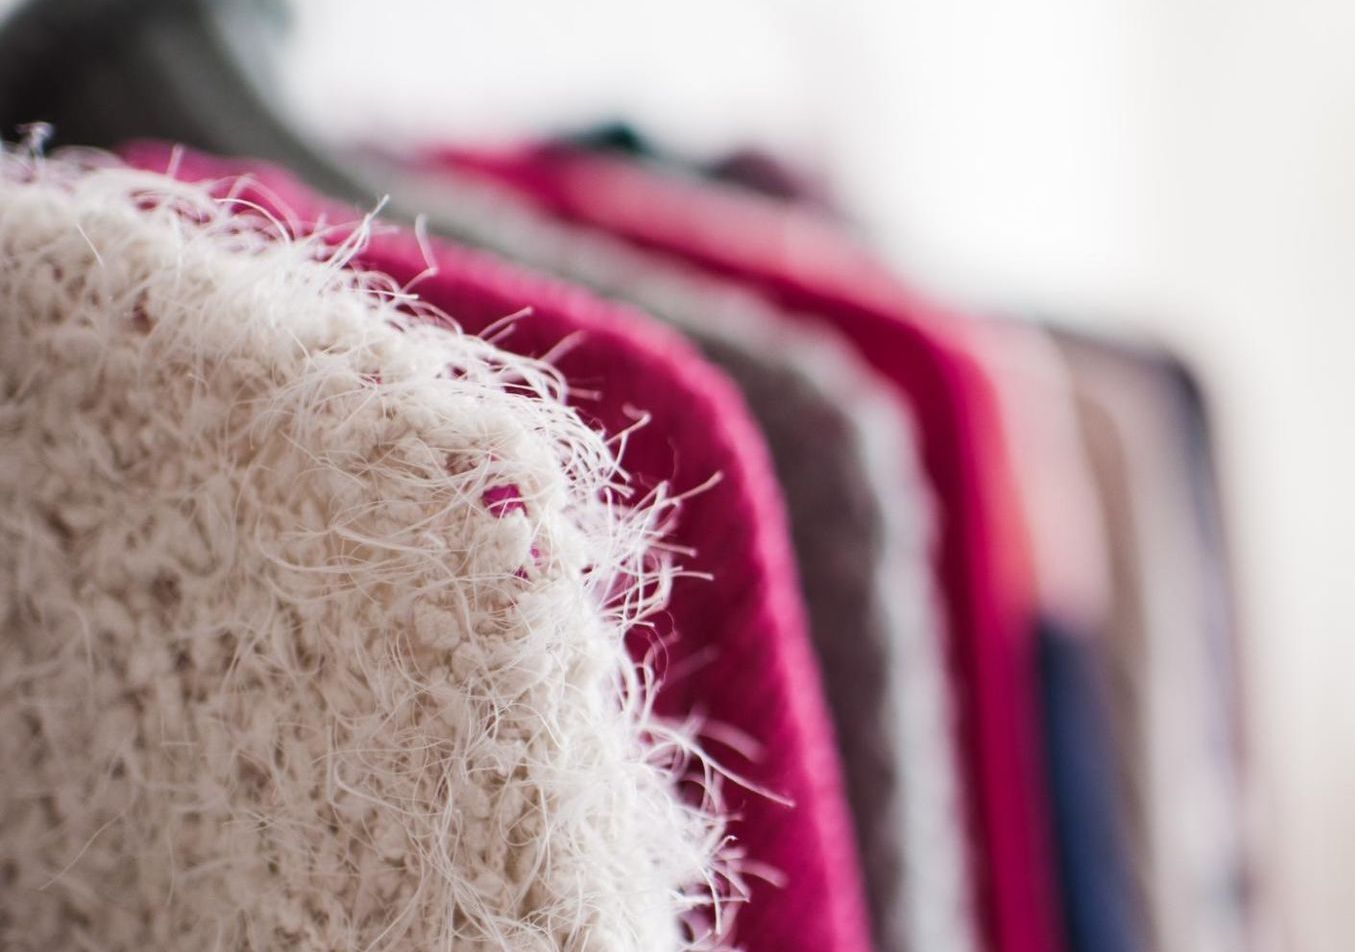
<box><xmin>0</xmin><ymin>152</ymin><xmax>725</xmax><ymax>951</ymax></box>
<box><xmin>390</xmin><ymin>146</ymin><xmax>977</xmax><ymax>952</ymax></box>
<box><xmin>424</xmin><ymin>143</ymin><xmax>1063</xmax><ymax>952</ymax></box>
<box><xmin>123</xmin><ymin>142</ymin><xmax>874</xmax><ymax>952</ymax></box>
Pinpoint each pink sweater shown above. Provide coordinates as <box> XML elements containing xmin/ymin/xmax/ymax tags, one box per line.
<box><xmin>422</xmin><ymin>142</ymin><xmax>1062</xmax><ymax>952</ymax></box>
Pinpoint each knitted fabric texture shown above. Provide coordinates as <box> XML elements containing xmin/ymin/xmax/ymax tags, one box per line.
<box><xmin>382</xmin><ymin>150</ymin><xmax>968</xmax><ymax>952</ymax></box>
<box><xmin>421</xmin><ymin>143</ymin><xmax>1058</xmax><ymax>952</ymax></box>
<box><xmin>121</xmin><ymin>142</ymin><xmax>860</xmax><ymax>952</ymax></box>
<box><xmin>0</xmin><ymin>153</ymin><xmax>727</xmax><ymax>950</ymax></box>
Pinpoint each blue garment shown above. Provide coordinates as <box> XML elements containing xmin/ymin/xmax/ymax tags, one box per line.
<box><xmin>1038</xmin><ymin>618</ymin><xmax>1146</xmax><ymax>952</ymax></box>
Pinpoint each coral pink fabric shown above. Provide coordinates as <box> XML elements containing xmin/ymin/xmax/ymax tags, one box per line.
<box><xmin>422</xmin><ymin>143</ymin><xmax>1062</xmax><ymax>952</ymax></box>
<box><xmin>119</xmin><ymin>143</ymin><xmax>874</xmax><ymax>952</ymax></box>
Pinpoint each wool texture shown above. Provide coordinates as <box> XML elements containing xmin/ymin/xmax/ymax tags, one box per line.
<box><xmin>384</xmin><ymin>150</ymin><xmax>969</xmax><ymax>952</ymax></box>
<box><xmin>120</xmin><ymin>141</ymin><xmax>870</xmax><ymax>952</ymax></box>
<box><xmin>0</xmin><ymin>150</ymin><xmax>728</xmax><ymax>951</ymax></box>
<box><xmin>417</xmin><ymin>142</ymin><xmax>1059</xmax><ymax>952</ymax></box>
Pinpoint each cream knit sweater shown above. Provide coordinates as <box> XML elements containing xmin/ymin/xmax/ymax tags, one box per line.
<box><xmin>0</xmin><ymin>153</ymin><xmax>727</xmax><ymax>950</ymax></box>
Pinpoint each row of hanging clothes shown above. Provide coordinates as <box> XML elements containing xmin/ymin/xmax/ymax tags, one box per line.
<box><xmin>0</xmin><ymin>2</ymin><xmax>1260</xmax><ymax>950</ymax></box>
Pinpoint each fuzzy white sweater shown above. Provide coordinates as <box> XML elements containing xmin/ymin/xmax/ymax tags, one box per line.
<box><xmin>0</xmin><ymin>153</ymin><xmax>726</xmax><ymax>951</ymax></box>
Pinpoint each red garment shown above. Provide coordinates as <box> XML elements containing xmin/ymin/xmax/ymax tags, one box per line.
<box><xmin>120</xmin><ymin>143</ymin><xmax>874</xmax><ymax>952</ymax></box>
<box><xmin>422</xmin><ymin>143</ymin><xmax>1060</xmax><ymax>952</ymax></box>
